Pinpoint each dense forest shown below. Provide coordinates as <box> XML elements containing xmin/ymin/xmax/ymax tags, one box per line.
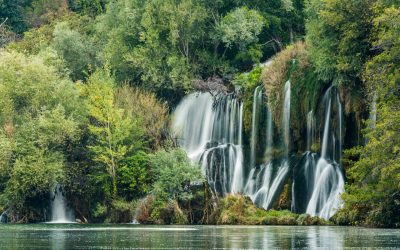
<box><xmin>0</xmin><ymin>0</ymin><xmax>398</xmax><ymax>228</ymax></box>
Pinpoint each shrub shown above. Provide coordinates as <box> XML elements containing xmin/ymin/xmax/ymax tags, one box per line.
<box><xmin>150</xmin><ymin>149</ymin><xmax>204</xmax><ymax>202</ymax></box>
<box><xmin>115</xmin><ymin>86</ymin><xmax>169</xmax><ymax>150</ymax></box>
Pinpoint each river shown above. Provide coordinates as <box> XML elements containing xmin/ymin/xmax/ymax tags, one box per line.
<box><xmin>0</xmin><ymin>224</ymin><xmax>399</xmax><ymax>249</ymax></box>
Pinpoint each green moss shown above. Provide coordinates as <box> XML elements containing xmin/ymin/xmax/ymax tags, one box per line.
<box><xmin>233</xmin><ymin>66</ymin><xmax>263</xmax><ymax>134</ymax></box>
<box><xmin>261</xmin><ymin>42</ymin><xmax>328</xmax><ymax>152</ymax></box>
<box><xmin>297</xmin><ymin>213</ymin><xmax>332</xmax><ymax>226</ymax></box>
<box><xmin>213</xmin><ymin>194</ymin><xmax>329</xmax><ymax>225</ymax></box>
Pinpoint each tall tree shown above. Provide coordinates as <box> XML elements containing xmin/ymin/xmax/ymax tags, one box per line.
<box><xmin>81</xmin><ymin>69</ymin><xmax>143</xmax><ymax>199</ymax></box>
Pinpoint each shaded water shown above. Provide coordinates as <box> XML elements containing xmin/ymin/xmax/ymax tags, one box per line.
<box><xmin>0</xmin><ymin>224</ymin><xmax>399</xmax><ymax>249</ymax></box>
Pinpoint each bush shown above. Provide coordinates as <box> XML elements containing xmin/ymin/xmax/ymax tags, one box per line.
<box><xmin>115</xmin><ymin>86</ymin><xmax>169</xmax><ymax>150</ymax></box>
<box><xmin>150</xmin><ymin>149</ymin><xmax>204</xmax><ymax>202</ymax></box>
<box><xmin>135</xmin><ymin>196</ymin><xmax>156</xmax><ymax>224</ymax></box>
<box><xmin>135</xmin><ymin>196</ymin><xmax>188</xmax><ymax>225</ymax></box>
<box><xmin>108</xmin><ymin>199</ymin><xmax>136</xmax><ymax>223</ymax></box>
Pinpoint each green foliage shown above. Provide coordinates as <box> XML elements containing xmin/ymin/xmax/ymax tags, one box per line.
<box><xmin>213</xmin><ymin>194</ymin><xmax>329</xmax><ymax>225</ymax></box>
<box><xmin>338</xmin><ymin>3</ymin><xmax>400</xmax><ymax>228</ymax></box>
<box><xmin>215</xmin><ymin>7</ymin><xmax>265</xmax><ymax>50</ymax></box>
<box><xmin>117</xmin><ymin>151</ymin><xmax>151</xmax><ymax>200</ymax></box>
<box><xmin>136</xmin><ymin>196</ymin><xmax>188</xmax><ymax>225</ymax></box>
<box><xmin>0</xmin><ymin>0</ymin><xmax>68</xmax><ymax>34</ymax></box>
<box><xmin>115</xmin><ymin>86</ymin><xmax>169</xmax><ymax>150</ymax></box>
<box><xmin>94</xmin><ymin>0</ymin><xmax>306</xmax><ymax>101</ymax></box>
<box><xmin>107</xmin><ymin>198</ymin><xmax>136</xmax><ymax>223</ymax></box>
<box><xmin>306</xmin><ymin>0</ymin><xmax>373</xmax><ymax>85</ymax></box>
<box><xmin>0</xmin><ymin>0</ymin><xmax>32</xmax><ymax>33</ymax></box>
<box><xmin>96</xmin><ymin>0</ymin><xmax>210</xmax><ymax>100</ymax></box>
<box><xmin>68</xmin><ymin>0</ymin><xmax>108</xmax><ymax>17</ymax></box>
<box><xmin>52</xmin><ymin>21</ymin><xmax>97</xmax><ymax>80</ymax></box>
<box><xmin>0</xmin><ymin>50</ymin><xmax>82</xmax><ymax>220</ymax></box>
<box><xmin>150</xmin><ymin>149</ymin><xmax>204</xmax><ymax>202</ymax></box>
<box><xmin>81</xmin><ymin>69</ymin><xmax>144</xmax><ymax>199</ymax></box>
<box><xmin>233</xmin><ymin>65</ymin><xmax>262</xmax><ymax>90</ymax></box>
<box><xmin>25</xmin><ymin>0</ymin><xmax>69</xmax><ymax>28</ymax></box>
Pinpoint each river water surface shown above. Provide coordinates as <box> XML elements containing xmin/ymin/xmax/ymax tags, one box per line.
<box><xmin>0</xmin><ymin>224</ymin><xmax>399</xmax><ymax>249</ymax></box>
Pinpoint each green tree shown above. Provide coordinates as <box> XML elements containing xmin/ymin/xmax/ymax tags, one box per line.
<box><xmin>306</xmin><ymin>0</ymin><xmax>373</xmax><ymax>85</ymax></box>
<box><xmin>215</xmin><ymin>7</ymin><xmax>265</xmax><ymax>51</ymax></box>
<box><xmin>52</xmin><ymin>21</ymin><xmax>97</xmax><ymax>80</ymax></box>
<box><xmin>0</xmin><ymin>0</ymin><xmax>32</xmax><ymax>33</ymax></box>
<box><xmin>68</xmin><ymin>0</ymin><xmax>108</xmax><ymax>17</ymax></box>
<box><xmin>0</xmin><ymin>50</ymin><xmax>82</xmax><ymax>221</ymax></box>
<box><xmin>115</xmin><ymin>86</ymin><xmax>169</xmax><ymax>150</ymax></box>
<box><xmin>81</xmin><ymin>69</ymin><xmax>143</xmax><ymax>199</ymax></box>
<box><xmin>338</xmin><ymin>4</ymin><xmax>400</xmax><ymax>227</ymax></box>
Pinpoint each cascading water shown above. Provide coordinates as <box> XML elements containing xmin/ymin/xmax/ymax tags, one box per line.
<box><xmin>245</xmin><ymin>81</ymin><xmax>291</xmax><ymax>210</ymax></box>
<box><xmin>172</xmin><ymin>81</ymin><xmax>345</xmax><ymax>219</ymax></box>
<box><xmin>292</xmin><ymin>110</ymin><xmax>318</xmax><ymax>213</ymax></box>
<box><xmin>48</xmin><ymin>183</ymin><xmax>75</xmax><ymax>223</ymax></box>
<box><xmin>171</xmin><ymin>91</ymin><xmax>244</xmax><ymax>195</ymax></box>
<box><xmin>307</xmin><ymin>111</ymin><xmax>316</xmax><ymax>151</ymax></box>
<box><xmin>282</xmin><ymin>81</ymin><xmax>291</xmax><ymax>152</ymax></box>
<box><xmin>369</xmin><ymin>95</ymin><xmax>377</xmax><ymax>129</ymax></box>
<box><xmin>250</xmin><ymin>86</ymin><xmax>263</xmax><ymax>168</ymax></box>
<box><xmin>265</xmin><ymin>104</ymin><xmax>274</xmax><ymax>161</ymax></box>
<box><xmin>304</xmin><ymin>87</ymin><xmax>345</xmax><ymax>220</ymax></box>
<box><xmin>0</xmin><ymin>209</ymin><xmax>7</xmax><ymax>223</ymax></box>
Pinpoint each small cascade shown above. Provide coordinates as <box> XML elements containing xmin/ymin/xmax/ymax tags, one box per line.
<box><xmin>282</xmin><ymin>80</ymin><xmax>291</xmax><ymax>152</ymax></box>
<box><xmin>305</xmin><ymin>87</ymin><xmax>345</xmax><ymax>220</ymax></box>
<box><xmin>292</xmin><ymin>110</ymin><xmax>318</xmax><ymax>213</ymax></box>
<box><xmin>250</xmin><ymin>86</ymin><xmax>263</xmax><ymax>168</ymax></box>
<box><xmin>369</xmin><ymin>95</ymin><xmax>377</xmax><ymax>129</ymax></box>
<box><xmin>307</xmin><ymin>111</ymin><xmax>316</xmax><ymax>151</ymax></box>
<box><xmin>265</xmin><ymin>105</ymin><xmax>274</xmax><ymax>161</ymax></box>
<box><xmin>292</xmin><ymin>152</ymin><xmax>318</xmax><ymax>213</ymax></box>
<box><xmin>131</xmin><ymin>219</ymin><xmax>139</xmax><ymax>224</ymax></box>
<box><xmin>0</xmin><ymin>209</ymin><xmax>8</xmax><ymax>223</ymax></box>
<box><xmin>171</xmin><ymin>91</ymin><xmax>244</xmax><ymax>195</ymax></box>
<box><xmin>48</xmin><ymin>183</ymin><xmax>75</xmax><ymax>223</ymax></box>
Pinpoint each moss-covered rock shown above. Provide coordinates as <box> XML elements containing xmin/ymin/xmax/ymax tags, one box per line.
<box><xmin>212</xmin><ymin>194</ymin><xmax>329</xmax><ymax>225</ymax></box>
<box><xmin>135</xmin><ymin>195</ymin><xmax>191</xmax><ymax>225</ymax></box>
<box><xmin>261</xmin><ymin>42</ymin><xmax>327</xmax><ymax>153</ymax></box>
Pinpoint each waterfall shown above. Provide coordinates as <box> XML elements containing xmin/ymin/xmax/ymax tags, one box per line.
<box><xmin>48</xmin><ymin>183</ymin><xmax>75</xmax><ymax>223</ymax></box>
<box><xmin>245</xmin><ymin>81</ymin><xmax>291</xmax><ymax>209</ymax></box>
<box><xmin>171</xmin><ymin>92</ymin><xmax>244</xmax><ymax>195</ymax></box>
<box><xmin>369</xmin><ymin>95</ymin><xmax>377</xmax><ymax>129</ymax></box>
<box><xmin>172</xmin><ymin>82</ymin><xmax>345</xmax><ymax>220</ymax></box>
<box><xmin>292</xmin><ymin>110</ymin><xmax>318</xmax><ymax>213</ymax></box>
<box><xmin>283</xmin><ymin>81</ymin><xmax>291</xmax><ymax>152</ymax></box>
<box><xmin>307</xmin><ymin>111</ymin><xmax>316</xmax><ymax>151</ymax></box>
<box><xmin>0</xmin><ymin>209</ymin><xmax>7</xmax><ymax>223</ymax></box>
<box><xmin>250</xmin><ymin>86</ymin><xmax>263</xmax><ymax>168</ymax></box>
<box><xmin>305</xmin><ymin>87</ymin><xmax>345</xmax><ymax>220</ymax></box>
<box><xmin>265</xmin><ymin>106</ymin><xmax>273</xmax><ymax>161</ymax></box>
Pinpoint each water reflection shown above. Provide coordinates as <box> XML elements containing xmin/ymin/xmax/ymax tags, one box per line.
<box><xmin>51</xmin><ymin>229</ymin><xmax>66</xmax><ymax>250</ymax></box>
<box><xmin>0</xmin><ymin>225</ymin><xmax>399</xmax><ymax>249</ymax></box>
